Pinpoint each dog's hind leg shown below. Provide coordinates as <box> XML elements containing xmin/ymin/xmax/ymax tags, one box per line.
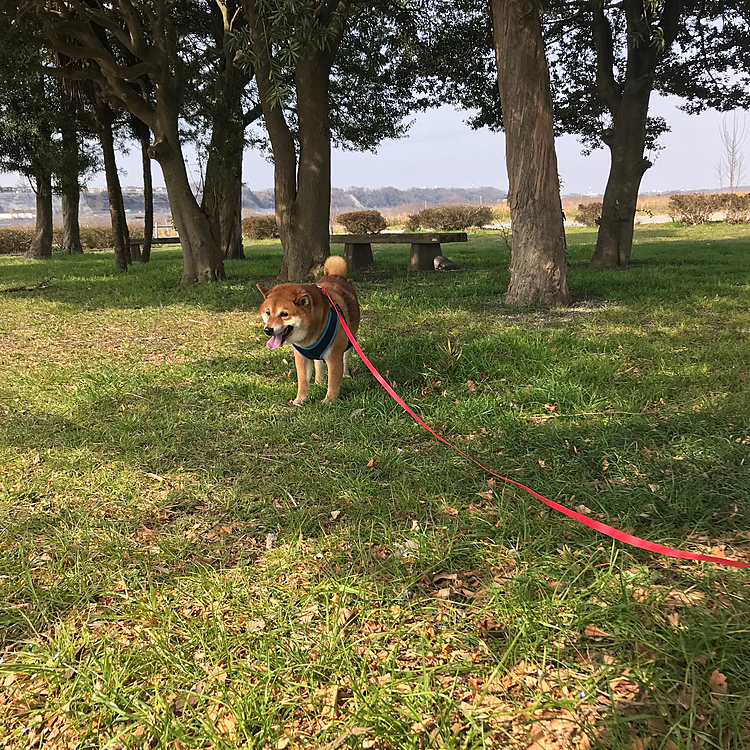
<box><xmin>314</xmin><ymin>359</ymin><xmax>325</xmax><ymax>384</ymax></box>
<box><xmin>343</xmin><ymin>349</ymin><xmax>353</xmax><ymax>378</ymax></box>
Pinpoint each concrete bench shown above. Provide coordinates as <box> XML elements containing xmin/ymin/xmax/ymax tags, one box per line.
<box><xmin>129</xmin><ymin>235</ymin><xmax>181</xmax><ymax>255</ymax></box>
<box><xmin>330</xmin><ymin>232</ymin><xmax>467</xmax><ymax>271</ymax></box>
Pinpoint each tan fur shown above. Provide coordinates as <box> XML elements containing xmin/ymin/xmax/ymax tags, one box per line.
<box><xmin>257</xmin><ymin>256</ymin><xmax>360</xmax><ymax>405</ymax></box>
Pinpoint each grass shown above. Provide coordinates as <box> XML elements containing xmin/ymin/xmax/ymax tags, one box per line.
<box><xmin>1</xmin><ymin>222</ymin><xmax>750</xmax><ymax>749</ymax></box>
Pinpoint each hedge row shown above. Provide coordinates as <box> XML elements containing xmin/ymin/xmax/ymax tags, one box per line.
<box><xmin>668</xmin><ymin>192</ymin><xmax>750</xmax><ymax>225</ymax></box>
<box><xmin>0</xmin><ymin>224</ymin><xmax>145</xmax><ymax>255</ymax></box>
<box><xmin>336</xmin><ymin>210</ymin><xmax>387</xmax><ymax>234</ymax></box>
<box><xmin>406</xmin><ymin>204</ymin><xmax>494</xmax><ymax>232</ymax></box>
<box><xmin>241</xmin><ymin>215</ymin><xmax>279</xmax><ymax>240</ymax></box>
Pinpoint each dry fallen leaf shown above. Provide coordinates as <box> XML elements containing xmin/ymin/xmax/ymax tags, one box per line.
<box><xmin>583</xmin><ymin>625</ymin><xmax>612</xmax><ymax>638</ymax></box>
<box><xmin>709</xmin><ymin>669</ymin><xmax>728</xmax><ymax>696</ymax></box>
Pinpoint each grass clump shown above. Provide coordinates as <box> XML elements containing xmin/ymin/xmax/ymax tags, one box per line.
<box><xmin>1</xmin><ymin>223</ymin><xmax>750</xmax><ymax>749</ymax></box>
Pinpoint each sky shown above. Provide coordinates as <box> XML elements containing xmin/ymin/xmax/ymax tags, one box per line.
<box><xmin>0</xmin><ymin>95</ymin><xmax>741</xmax><ymax>196</ymax></box>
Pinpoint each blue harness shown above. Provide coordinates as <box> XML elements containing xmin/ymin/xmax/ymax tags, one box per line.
<box><xmin>292</xmin><ymin>304</ymin><xmax>354</xmax><ymax>361</ymax></box>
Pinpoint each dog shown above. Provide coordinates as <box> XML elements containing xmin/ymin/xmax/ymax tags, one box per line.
<box><xmin>257</xmin><ymin>256</ymin><xmax>360</xmax><ymax>406</ymax></box>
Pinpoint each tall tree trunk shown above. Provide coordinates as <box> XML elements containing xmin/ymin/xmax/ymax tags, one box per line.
<box><xmin>590</xmin><ymin>86</ymin><xmax>652</xmax><ymax>268</ymax></box>
<box><xmin>201</xmin><ymin>1</ymin><xmax>252</xmax><ymax>262</ymax></box>
<box><xmin>95</xmin><ymin>101</ymin><xmax>130</xmax><ymax>271</ymax></box>
<box><xmin>27</xmin><ymin>170</ymin><xmax>53</xmax><ymax>259</ymax></box>
<box><xmin>132</xmin><ymin>116</ymin><xmax>153</xmax><ymax>262</ymax></box>
<box><xmin>61</xmin><ymin>188</ymin><xmax>83</xmax><ymax>254</ymax></box>
<box><xmin>243</xmin><ymin>0</ymin><xmax>339</xmax><ymax>281</ymax></box>
<box><xmin>150</xmin><ymin>117</ymin><xmax>226</xmax><ymax>283</ymax></box>
<box><xmin>59</xmin><ymin>127</ymin><xmax>83</xmax><ymax>255</ymax></box>
<box><xmin>588</xmin><ymin>0</ymin><xmax>680</xmax><ymax>269</ymax></box>
<box><xmin>274</xmin><ymin>54</ymin><xmax>332</xmax><ymax>281</ymax></box>
<box><xmin>202</xmin><ymin>111</ymin><xmax>245</xmax><ymax>260</ymax></box>
<box><xmin>492</xmin><ymin>0</ymin><xmax>571</xmax><ymax>305</ymax></box>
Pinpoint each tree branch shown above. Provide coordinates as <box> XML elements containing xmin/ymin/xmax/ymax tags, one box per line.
<box><xmin>589</xmin><ymin>0</ymin><xmax>621</xmax><ymax>116</ymax></box>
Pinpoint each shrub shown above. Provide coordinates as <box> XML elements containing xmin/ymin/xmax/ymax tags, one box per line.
<box><xmin>667</xmin><ymin>193</ymin><xmax>722</xmax><ymax>224</ymax></box>
<box><xmin>722</xmin><ymin>193</ymin><xmax>750</xmax><ymax>225</ymax></box>
<box><xmin>574</xmin><ymin>202</ymin><xmax>603</xmax><ymax>227</ymax></box>
<box><xmin>0</xmin><ymin>227</ymin><xmax>34</xmax><ymax>255</ymax></box>
<box><xmin>242</xmin><ymin>215</ymin><xmax>279</xmax><ymax>240</ymax></box>
<box><xmin>406</xmin><ymin>204</ymin><xmax>494</xmax><ymax>232</ymax></box>
<box><xmin>337</xmin><ymin>210</ymin><xmax>387</xmax><ymax>234</ymax></box>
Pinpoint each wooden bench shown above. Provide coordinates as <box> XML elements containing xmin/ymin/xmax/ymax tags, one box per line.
<box><xmin>129</xmin><ymin>235</ymin><xmax>181</xmax><ymax>255</ymax></box>
<box><xmin>330</xmin><ymin>232</ymin><xmax>468</xmax><ymax>271</ymax></box>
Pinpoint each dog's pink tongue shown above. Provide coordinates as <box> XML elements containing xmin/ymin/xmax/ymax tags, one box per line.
<box><xmin>266</xmin><ymin>334</ymin><xmax>283</xmax><ymax>350</ymax></box>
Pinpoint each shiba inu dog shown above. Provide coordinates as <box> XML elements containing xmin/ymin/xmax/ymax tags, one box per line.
<box><xmin>258</xmin><ymin>256</ymin><xmax>360</xmax><ymax>405</ymax></box>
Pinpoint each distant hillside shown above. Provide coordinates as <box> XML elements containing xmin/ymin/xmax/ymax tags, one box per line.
<box><xmin>1</xmin><ymin>185</ymin><xmax>507</xmax><ymax>216</ymax></box>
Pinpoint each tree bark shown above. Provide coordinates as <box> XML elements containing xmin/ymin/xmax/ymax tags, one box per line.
<box><xmin>94</xmin><ymin>101</ymin><xmax>130</xmax><ymax>271</ymax></box>
<box><xmin>201</xmin><ymin>1</ymin><xmax>253</xmax><ymax>261</ymax></box>
<box><xmin>277</xmin><ymin>54</ymin><xmax>332</xmax><ymax>281</ymax></box>
<box><xmin>243</xmin><ymin>0</ymin><xmax>340</xmax><ymax>281</ymax></box>
<box><xmin>202</xmin><ymin>105</ymin><xmax>245</xmax><ymax>261</ymax></box>
<box><xmin>59</xmin><ymin>126</ymin><xmax>83</xmax><ymax>254</ymax></box>
<box><xmin>492</xmin><ymin>0</ymin><xmax>571</xmax><ymax>305</ymax></box>
<box><xmin>150</xmin><ymin>116</ymin><xmax>226</xmax><ymax>283</ymax></box>
<box><xmin>588</xmin><ymin>0</ymin><xmax>680</xmax><ymax>269</ymax></box>
<box><xmin>27</xmin><ymin>169</ymin><xmax>53</xmax><ymax>259</ymax></box>
<box><xmin>132</xmin><ymin>116</ymin><xmax>153</xmax><ymax>262</ymax></box>
<box><xmin>590</xmin><ymin>86</ymin><xmax>652</xmax><ymax>268</ymax></box>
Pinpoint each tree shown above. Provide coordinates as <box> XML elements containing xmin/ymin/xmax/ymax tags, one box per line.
<box><xmin>716</xmin><ymin>113</ymin><xmax>746</xmax><ymax>192</ymax></box>
<box><xmin>547</xmin><ymin>0</ymin><xmax>750</xmax><ymax>267</ymax></box>
<box><xmin>0</xmin><ymin>13</ymin><xmax>63</xmax><ymax>259</ymax></box>
<box><xmin>492</xmin><ymin>0</ymin><xmax>570</xmax><ymax>305</ymax></box>
<box><xmin>187</xmin><ymin>0</ymin><xmax>262</xmax><ymax>261</ymax></box>
<box><xmin>427</xmin><ymin>0</ymin><xmax>750</xmax><ymax>270</ymax></box>
<box><xmin>30</xmin><ymin>0</ymin><xmax>226</xmax><ymax>283</ymax></box>
<box><xmin>237</xmin><ymin>0</ymin><xmax>432</xmax><ymax>281</ymax></box>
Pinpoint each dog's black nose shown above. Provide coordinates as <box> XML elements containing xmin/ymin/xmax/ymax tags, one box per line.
<box><xmin>264</xmin><ymin>326</ymin><xmax>274</xmax><ymax>336</ymax></box>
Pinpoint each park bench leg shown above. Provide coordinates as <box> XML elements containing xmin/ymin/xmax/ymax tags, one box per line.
<box><xmin>409</xmin><ymin>243</ymin><xmax>440</xmax><ymax>271</ymax></box>
<box><xmin>343</xmin><ymin>242</ymin><xmax>373</xmax><ymax>269</ymax></box>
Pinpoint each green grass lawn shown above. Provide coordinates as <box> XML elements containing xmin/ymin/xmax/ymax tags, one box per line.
<box><xmin>1</xmin><ymin>223</ymin><xmax>750</xmax><ymax>749</ymax></box>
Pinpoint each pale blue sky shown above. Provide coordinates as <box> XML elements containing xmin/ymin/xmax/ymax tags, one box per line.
<box><xmin>0</xmin><ymin>95</ymin><xmax>741</xmax><ymax>196</ymax></box>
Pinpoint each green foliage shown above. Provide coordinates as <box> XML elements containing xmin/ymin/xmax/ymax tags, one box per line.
<box><xmin>407</xmin><ymin>204</ymin><xmax>494</xmax><ymax>231</ymax></box>
<box><xmin>574</xmin><ymin>202</ymin><xmax>603</xmax><ymax>227</ymax></box>
<box><xmin>337</xmin><ymin>210</ymin><xmax>387</xmax><ymax>234</ymax></box>
<box><xmin>241</xmin><ymin>215</ymin><xmax>279</xmax><ymax>240</ymax></box>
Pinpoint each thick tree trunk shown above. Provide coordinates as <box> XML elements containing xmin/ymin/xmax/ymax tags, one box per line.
<box><xmin>150</xmin><ymin>119</ymin><xmax>226</xmax><ymax>283</ymax></box>
<box><xmin>244</xmin><ymin>0</ymin><xmax>337</xmax><ymax>282</ymax></box>
<box><xmin>202</xmin><ymin>115</ymin><xmax>245</xmax><ymax>260</ymax></box>
<box><xmin>95</xmin><ymin>102</ymin><xmax>130</xmax><ymax>271</ymax></box>
<box><xmin>59</xmin><ymin>128</ymin><xmax>83</xmax><ymax>254</ymax></box>
<box><xmin>269</xmin><ymin>56</ymin><xmax>332</xmax><ymax>282</ymax></box>
<box><xmin>590</xmin><ymin>84</ymin><xmax>652</xmax><ymax>268</ymax></box>
<box><xmin>61</xmin><ymin>189</ymin><xmax>82</xmax><ymax>254</ymax></box>
<box><xmin>27</xmin><ymin>170</ymin><xmax>53</xmax><ymax>259</ymax></box>
<box><xmin>587</xmin><ymin>0</ymin><xmax>680</xmax><ymax>269</ymax></box>
<box><xmin>492</xmin><ymin>0</ymin><xmax>571</xmax><ymax>305</ymax></box>
<box><xmin>201</xmin><ymin>3</ymin><xmax>250</xmax><ymax>263</ymax></box>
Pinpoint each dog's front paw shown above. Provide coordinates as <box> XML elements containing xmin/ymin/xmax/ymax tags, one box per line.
<box><xmin>290</xmin><ymin>397</ymin><xmax>307</xmax><ymax>407</ymax></box>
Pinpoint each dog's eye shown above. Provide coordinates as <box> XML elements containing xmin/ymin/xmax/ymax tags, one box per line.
<box><xmin>265</xmin><ymin>310</ymin><xmax>270</xmax><ymax>315</ymax></box>
<box><xmin>279</xmin><ymin>312</ymin><xmax>289</xmax><ymax>318</ymax></box>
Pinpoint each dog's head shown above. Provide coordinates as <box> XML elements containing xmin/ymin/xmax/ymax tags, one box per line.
<box><xmin>257</xmin><ymin>284</ymin><xmax>314</xmax><ymax>350</ymax></box>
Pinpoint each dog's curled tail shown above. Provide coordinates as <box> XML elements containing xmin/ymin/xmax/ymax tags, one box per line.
<box><xmin>323</xmin><ymin>255</ymin><xmax>348</xmax><ymax>279</ymax></box>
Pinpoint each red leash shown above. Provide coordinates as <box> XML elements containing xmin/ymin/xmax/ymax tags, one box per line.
<box><xmin>319</xmin><ymin>286</ymin><xmax>750</xmax><ymax>570</ymax></box>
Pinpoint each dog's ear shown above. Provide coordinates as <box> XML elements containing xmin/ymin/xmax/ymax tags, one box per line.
<box><xmin>294</xmin><ymin>293</ymin><xmax>310</xmax><ymax>307</ymax></box>
<box><xmin>257</xmin><ymin>284</ymin><xmax>271</xmax><ymax>299</ymax></box>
